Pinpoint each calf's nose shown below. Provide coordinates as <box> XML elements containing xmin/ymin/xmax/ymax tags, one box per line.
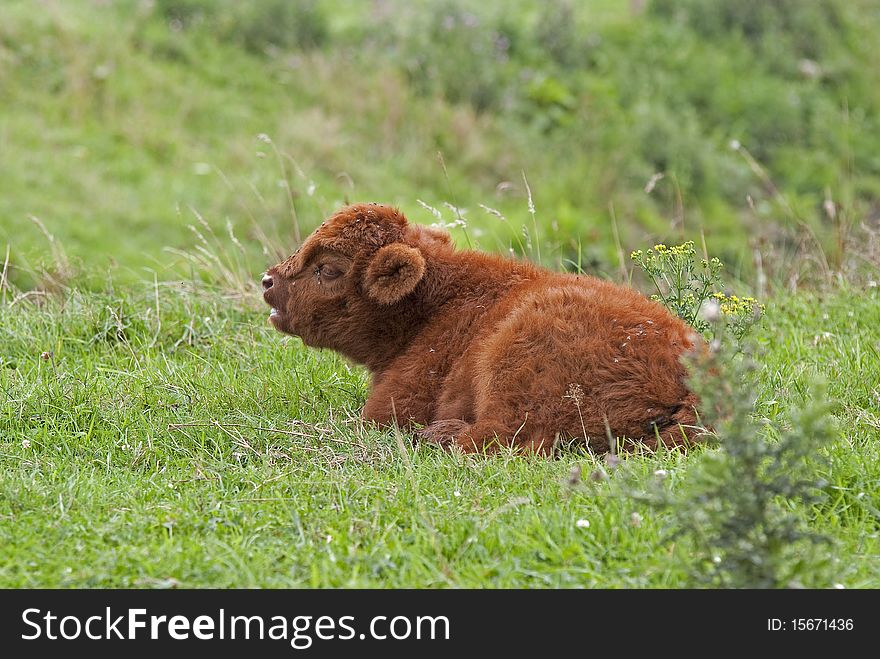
<box><xmin>262</xmin><ymin>274</ymin><xmax>274</xmax><ymax>291</ymax></box>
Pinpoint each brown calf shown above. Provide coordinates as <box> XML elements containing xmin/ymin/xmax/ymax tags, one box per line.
<box><xmin>262</xmin><ymin>203</ymin><xmax>702</xmax><ymax>455</ymax></box>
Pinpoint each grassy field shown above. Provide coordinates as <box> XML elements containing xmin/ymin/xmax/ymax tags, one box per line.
<box><xmin>4</xmin><ymin>0</ymin><xmax>880</xmax><ymax>288</ymax></box>
<box><xmin>1</xmin><ymin>1</ymin><xmax>879</xmax><ymax>588</ymax></box>
<box><xmin>0</xmin><ymin>285</ymin><xmax>878</xmax><ymax>587</ymax></box>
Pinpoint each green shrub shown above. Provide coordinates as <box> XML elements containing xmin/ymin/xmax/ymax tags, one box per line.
<box><xmin>621</xmin><ymin>240</ymin><xmax>837</xmax><ymax>586</ymax></box>
<box><xmin>236</xmin><ymin>0</ymin><xmax>328</xmax><ymax>54</ymax></box>
<box><xmin>395</xmin><ymin>1</ymin><xmax>519</xmax><ymax>113</ymax></box>
<box><xmin>628</xmin><ymin>341</ymin><xmax>838</xmax><ymax>587</ymax></box>
<box><xmin>649</xmin><ymin>0</ymin><xmax>848</xmax><ymax>66</ymax></box>
<box><xmin>154</xmin><ymin>0</ymin><xmax>220</xmax><ymax>28</ymax></box>
<box><xmin>154</xmin><ymin>0</ymin><xmax>328</xmax><ymax>53</ymax></box>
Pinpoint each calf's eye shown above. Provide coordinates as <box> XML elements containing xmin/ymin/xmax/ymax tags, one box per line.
<box><xmin>316</xmin><ymin>264</ymin><xmax>341</xmax><ymax>281</ymax></box>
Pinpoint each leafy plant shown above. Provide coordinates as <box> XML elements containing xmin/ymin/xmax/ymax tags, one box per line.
<box><xmin>236</xmin><ymin>0</ymin><xmax>328</xmax><ymax>53</ymax></box>
<box><xmin>649</xmin><ymin>0</ymin><xmax>849</xmax><ymax>66</ymax></box>
<box><xmin>630</xmin><ymin>240</ymin><xmax>764</xmax><ymax>342</ymax></box>
<box><xmin>638</xmin><ymin>338</ymin><xmax>838</xmax><ymax>587</ymax></box>
<box><xmin>626</xmin><ymin>241</ymin><xmax>835</xmax><ymax>587</ymax></box>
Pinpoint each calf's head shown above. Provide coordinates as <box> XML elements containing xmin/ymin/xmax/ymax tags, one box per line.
<box><xmin>262</xmin><ymin>203</ymin><xmax>451</xmax><ymax>362</ymax></box>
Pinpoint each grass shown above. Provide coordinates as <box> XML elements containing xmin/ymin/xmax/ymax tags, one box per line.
<box><xmin>4</xmin><ymin>0</ymin><xmax>880</xmax><ymax>290</ymax></box>
<box><xmin>1</xmin><ymin>284</ymin><xmax>877</xmax><ymax>587</ymax></box>
<box><xmin>1</xmin><ymin>0</ymin><xmax>879</xmax><ymax>588</ymax></box>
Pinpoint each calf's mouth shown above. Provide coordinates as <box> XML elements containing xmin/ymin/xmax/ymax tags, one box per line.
<box><xmin>261</xmin><ymin>271</ymin><xmax>284</xmax><ymax>326</ymax></box>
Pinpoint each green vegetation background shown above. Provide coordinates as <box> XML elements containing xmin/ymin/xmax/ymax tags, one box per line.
<box><xmin>0</xmin><ymin>0</ymin><xmax>878</xmax><ymax>587</ymax></box>
<box><xmin>3</xmin><ymin>0</ymin><xmax>879</xmax><ymax>285</ymax></box>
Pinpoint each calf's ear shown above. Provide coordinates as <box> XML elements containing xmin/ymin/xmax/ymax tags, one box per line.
<box><xmin>363</xmin><ymin>243</ymin><xmax>426</xmax><ymax>304</ymax></box>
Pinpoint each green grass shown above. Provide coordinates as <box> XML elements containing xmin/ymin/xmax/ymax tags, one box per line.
<box><xmin>1</xmin><ymin>0</ymin><xmax>879</xmax><ymax>588</ymax></box>
<box><xmin>1</xmin><ymin>285</ymin><xmax>877</xmax><ymax>587</ymax></box>
<box><xmin>3</xmin><ymin>0</ymin><xmax>880</xmax><ymax>290</ymax></box>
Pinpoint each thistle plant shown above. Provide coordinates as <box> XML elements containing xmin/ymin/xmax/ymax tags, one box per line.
<box><xmin>630</xmin><ymin>241</ymin><xmax>764</xmax><ymax>344</ymax></box>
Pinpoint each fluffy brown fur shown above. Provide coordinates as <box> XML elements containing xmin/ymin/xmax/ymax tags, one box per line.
<box><xmin>262</xmin><ymin>203</ymin><xmax>703</xmax><ymax>455</ymax></box>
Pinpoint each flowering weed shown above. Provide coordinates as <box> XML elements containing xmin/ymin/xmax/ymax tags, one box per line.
<box><xmin>631</xmin><ymin>241</ymin><xmax>764</xmax><ymax>344</ymax></box>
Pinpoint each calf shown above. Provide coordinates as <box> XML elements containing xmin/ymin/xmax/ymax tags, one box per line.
<box><xmin>262</xmin><ymin>203</ymin><xmax>702</xmax><ymax>454</ymax></box>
